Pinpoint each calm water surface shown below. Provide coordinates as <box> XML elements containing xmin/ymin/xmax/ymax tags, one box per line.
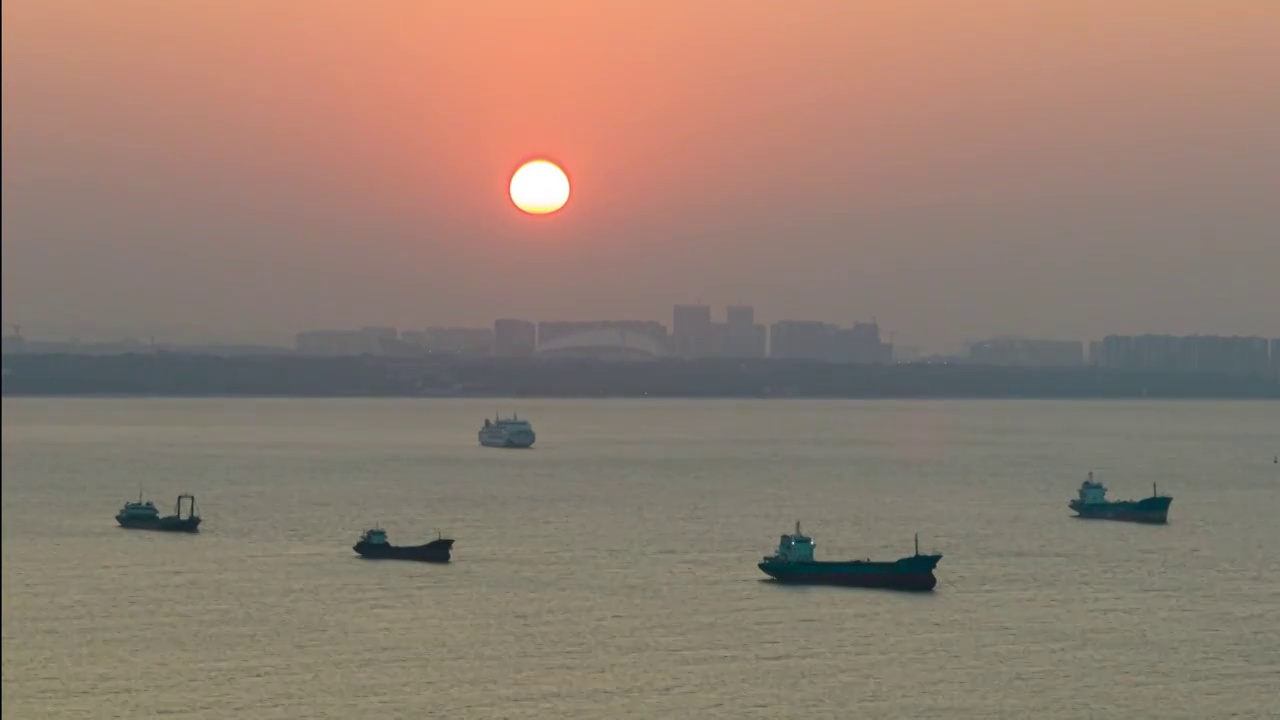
<box><xmin>3</xmin><ymin>398</ymin><xmax>1279</xmax><ymax>719</ymax></box>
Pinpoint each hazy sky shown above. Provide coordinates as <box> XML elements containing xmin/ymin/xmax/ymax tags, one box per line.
<box><xmin>3</xmin><ymin>1</ymin><xmax>1278</xmax><ymax>350</ymax></box>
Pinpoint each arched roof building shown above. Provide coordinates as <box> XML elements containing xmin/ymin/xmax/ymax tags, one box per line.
<box><xmin>534</xmin><ymin>327</ymin><xmax>667</xmax><ymax>360</ymax></box>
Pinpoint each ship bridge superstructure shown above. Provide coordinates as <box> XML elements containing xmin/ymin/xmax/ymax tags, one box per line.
<box><xmin>1077</xmin><ymin>472</ymin><xmax>1109</xmax><ymax>505</ymax></box>
<box><xmin>768</xmin><ymin>521</ymin><xmax>816</xmax><ymax>563</ymax></box>
<box><xmin>118</xmin><ymin>500</ymin><xmax>160</xmax><ymax>519</ymax></box>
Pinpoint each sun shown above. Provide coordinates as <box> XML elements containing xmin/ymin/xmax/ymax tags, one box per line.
<box><xmin>509</xmin><ymin>160</ymin><xmax>570</xmax><ymax>215</ymax></box>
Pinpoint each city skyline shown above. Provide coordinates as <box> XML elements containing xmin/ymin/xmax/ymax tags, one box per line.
<box><xmin>6</xmin><ymin>300</ymin><xmax>1278</xmax><ymax>381</ymax></box>
<box><xmin>4</xmin><ymin>2</ymin><xmax>1279</xmax><ymax>351</ymax></box>
<box><xmin>3</xmin><ymin>285</ymin><xmax>1279</xmax><ymax>355</ymax></box>
<box><xmin>4</xmin><ymin>300</ymin><xmax>1279</xmax><ymax>357</ymax></box>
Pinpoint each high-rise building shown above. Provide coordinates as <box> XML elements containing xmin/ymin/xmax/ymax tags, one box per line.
<box><xmin>1094</xmin><ymin>334</ymin><xmax>1273</xmax><ymax>377</ymax></box>
<box><xmin>769</xmin><ymin>321</ymin><xmax>829</xmax><ymax>360</ymax></box>
<box><xmin>1132</xmin><ymin>335</ymin><xmax>1182</xmax><ymax>371</ymax></box>
<box><xmin>494</xmin><ymin>319</ymin><xmax>536</xmax><ymax>356</ymax></box>
<box><xmin>723</xmin><ymin>305</ymin><xmax>765</xmax><ymax>358</ymax></box>
<box><xmin>1239</xmin><ymin>336</ymin><xmax>1272</xmax><ymax>377</ymax></box>
<box><xmin>672</xmin><ymin>304</ymin><xmax>713</xmax><ymax>358</ymax></box>
<box><xmin>831</xmin><ymin>321</ymin><xmax>893</xmax><ymax>364</ymax></box>
<box><xmin>1100</xmin><ymin>335</ymin><xmax>1136</xmax><ymax>369</ymax></box>
<box><xmin>752</xmin><ymin>323</ymin><xmax>768</xmax><ymax>358</ymax></box>
<box><xmin>1175</xmin><ymin>335</ymin><xmax>1269</xmax><ymax>376</ymax></box>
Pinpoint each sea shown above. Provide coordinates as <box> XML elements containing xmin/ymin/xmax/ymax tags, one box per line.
<box><xmin>2</xmin><ymin>398</ymin><xmax>1278</xmax><ymax>720</ymax></box>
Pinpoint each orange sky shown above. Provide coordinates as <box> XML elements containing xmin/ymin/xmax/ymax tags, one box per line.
<box><xmin>3</xmin><ymin>1</ymin><xmax>1278</xmax><ymax>347</ymax></box>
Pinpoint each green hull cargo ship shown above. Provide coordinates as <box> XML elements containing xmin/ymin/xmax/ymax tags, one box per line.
<box><xmin>757</xmin><ymin>523</ymin><xmax>942</xmax><ymax>591</ymax></box>
<box><xmin>1069</xmin><ymin>472</ymin><xmax>1172</xmax><ymax>524</ymax></box>
<box><xmin>116</xmin><ymin>493</ymin><xmax>201</xmax><ymax>532</ymax></box>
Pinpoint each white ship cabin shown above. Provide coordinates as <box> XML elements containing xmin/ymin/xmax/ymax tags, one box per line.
<box><xmin>119</xmin><ymin>500</ymin><xmax>159</xmax><ymax>518</ymax></box>
<box><xmin>485</xmin><ymin>414</ymin><xmax>531</xmax><ymax>429</ymax></box>
<box><xmin>360</xmin><ymin>528</ymin><xmax>388</xmax><ymax>545</ymax></box>
<box><xmin>770</xmin><ymin>522</ymin><xmax>816</xmax><ymax>562</ymax></box>
<box><xmin>1077</xmin><ymin>472</ymin><xmax>1109</xmax><ymax>505</ymax></box>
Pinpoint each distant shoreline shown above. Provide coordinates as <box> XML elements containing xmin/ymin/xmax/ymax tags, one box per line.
<box><xmin>3</xmin><ymin>353</ymin><xmax>1277</xmax><ymax>400</ymax></box>
<box><xmin>3</xmin><ymin>394</ymin><xmax>1278</xmax><ymax>403</ymax></box>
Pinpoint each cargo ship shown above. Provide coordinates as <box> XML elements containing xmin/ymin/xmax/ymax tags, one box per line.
<box><xmin>352</xmin><ymin>527</ymin><xmax>453</xmax><ymax>563</ymax></box>
<box><xmin>1069</xmin><ymin>472</ymin><xmax>1172</xmax><ymax>524</ymax></box>
<box><xmin>479</xmin><ymin>414</ymin><xmax>536</xmax><ymax>448</ymax></box>
<box><xmin>116</xmin><ymin>493</ymin><xmax>201</xmax><ymax>532</ymax></box>
<box><xmin>757</xmin><ymin>522</ymin><xmax>942</xmax><ymax>591</ymax></box>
